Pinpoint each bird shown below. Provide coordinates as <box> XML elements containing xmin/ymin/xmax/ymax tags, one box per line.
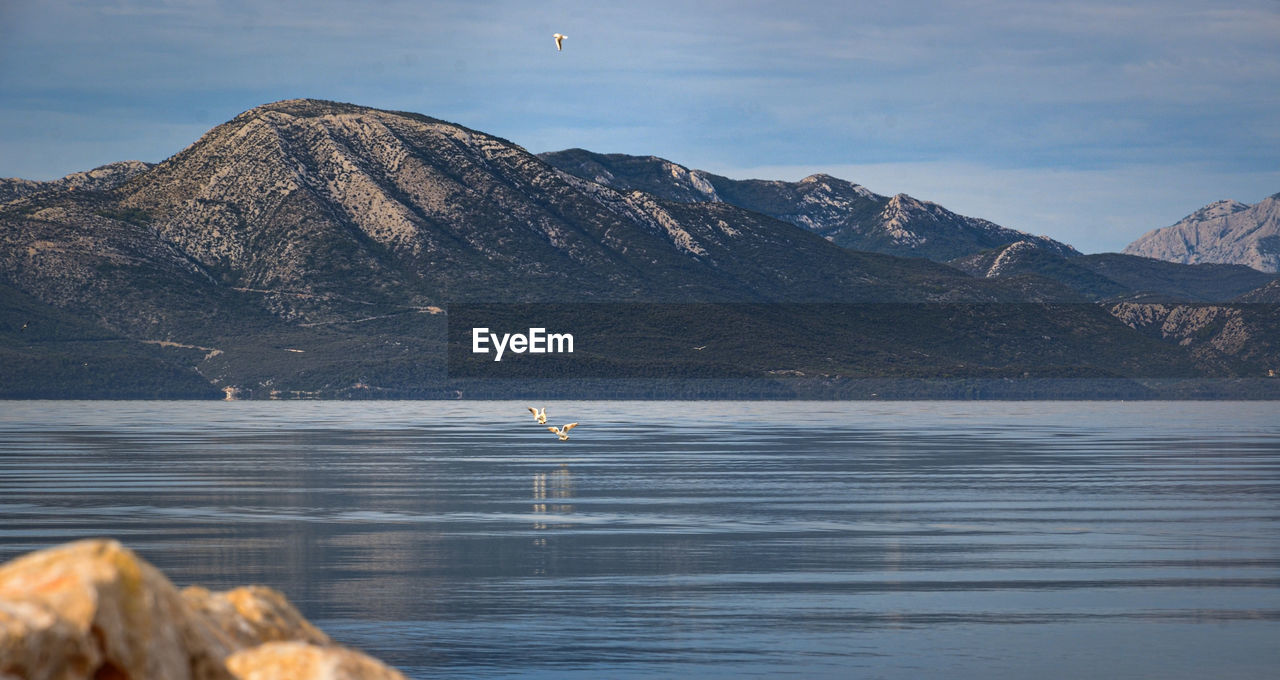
<box><xmin>547</xmin><ymin>423</ymin><xmax>578</xmax><ymax>441</ymax></box>
<box><xmin>528</xmin><ymin>406</ymin><xmax>547</xmax><ymax>424</ymax></box>
<box><xmin>692</xmin><ymin>345</ymin><xmax>707</xmax><ymax>351</ymax></box>
<box><xmin>553</xmin><ymin>33</ymin><xmax>566</xmax><ymax>51</ymax></box>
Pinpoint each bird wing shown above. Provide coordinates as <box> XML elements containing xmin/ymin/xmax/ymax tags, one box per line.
<box><xmin>547</xmin><ymin>426</ymin><xmax>560</xmax><ymax>434</ymax></box>
<box><xmin>529</xmin><ymin>407</ymin><xmax>538</xmax><ymax>416</ymax></box>
<box><xmin>563</xmin><ymin>423</ymin><xmax>578</xmax><ymax>432</ymax></box>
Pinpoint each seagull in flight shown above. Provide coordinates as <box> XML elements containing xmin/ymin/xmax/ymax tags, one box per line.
<box><xmin>553</xmin><ymin>33</ymin><xmax>567</xmax><ymax>51</ymax></box>
<box><xmin>528</xmin><ymin>406</ymin><xmax>547</xmax><ymax>424</ymax></box>
<box><xmin>548</xmin><ymin>423</ymin><xmax>578</xmax><ymax>441</ymax></box>
<box><xmin>692</xmin><ymin>345</ymin><xmax>707</xmax><ymax>351</ymax></box>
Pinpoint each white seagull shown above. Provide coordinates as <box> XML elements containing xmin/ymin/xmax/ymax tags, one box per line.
<box><xmin>553</xmin><ymin>33</ymin><xmax>567</xmax><ymax>51</ymax></box>
<box><xmin>528</xmin><ymin>406</ymin><xmax>547</xmax><ymax>424</ymax></box>
<box><xmin>547</xmin><ymin>422</ymin><xmax>578</xmax><ymax>441</ymax></box>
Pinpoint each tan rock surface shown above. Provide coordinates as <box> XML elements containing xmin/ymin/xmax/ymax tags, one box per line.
<box><xmin>226</xmin><ymin>642</ymin><xmax>407</xmax><ymax>680</ymax></box>
<box><xmin>0</xmin><ymin>539</ymin><xmax>234</xmax><ymax>680</ymax></box>
<box><xmin>0</xmin><ymin>539</ymin><xmax>407</xmax><ymax>680</ymax></box>
<box><xmin>0</xmin><ymin>599</ymin><xmax>97</xmax><ymax>680</ymax></box>
<box><xmin>182</xmin><ymin>586</ymin><xmax>332</xmax><ymax>650</ymax></box>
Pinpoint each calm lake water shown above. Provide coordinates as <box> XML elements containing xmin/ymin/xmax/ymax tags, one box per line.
<box><xmin>1</xmin><ymin>401</ymin><xmax>1278</xmax><ymax>679</ymax></box>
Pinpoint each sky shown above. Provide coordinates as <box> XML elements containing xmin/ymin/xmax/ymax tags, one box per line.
<box><xmin>1</xmin><ymin>0</ymin><xmax>1278</xmax><ymax>253</ymax></box>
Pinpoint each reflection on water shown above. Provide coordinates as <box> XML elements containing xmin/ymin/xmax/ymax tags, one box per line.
<box><xmin>1</xmin><ymin>401</ymin><xmax>1279</xmax><ymax>679</ymax></box>
<box><xmin>532</xmin><ymin>465</ymin><xmax>573</xmax><ymax>566</ymax></box>
<box><xmin>533</xmin><ymin>465</ymin><xmax>574</xmax><ymax>518</ymax></box>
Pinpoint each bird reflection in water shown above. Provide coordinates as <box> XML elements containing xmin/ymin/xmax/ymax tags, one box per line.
<box><xmin>530</xmin><ymin>466</ymin><xmax>574</xmax><ymax>575</ymax></box>
<box><xmin>532</xmin><ymin>464</ymin><xmax>574</xmax><ymax>533</ymax></box>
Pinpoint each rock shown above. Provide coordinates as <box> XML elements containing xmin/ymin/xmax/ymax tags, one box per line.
<box><xmin>0</xmin><ymin>539</ymin><xmax>407</xmax><ymax>680</ymax></box>
<box><xmin>0</xmin><ymin>539</ymin><xmax>235</xmax><ymax>680</ymax></box>
<box><xmin>182</xmin><ymin>586</ymin><xmax>331</xmax><ymax>650</ymax></box>
<box><xmin>0</xmin><ymin>600</ymin><xmax>98</xmax><ymax>680</ymax></box>
<box><xmin>226</xmin><ymin>642</ymin><xmax>406</xmax><ymax>680</ymax></box>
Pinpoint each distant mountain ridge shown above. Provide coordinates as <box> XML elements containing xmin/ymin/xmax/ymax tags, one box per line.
<box><xmin>1124</xmin><ymin>194</ymin><xmax>1280</xmax><ymax>272</ymax></box>
<box><xmin>539</xmin><ymin>148</ymin><xmax>1079</xmax><ymax>262</ymax></box>
<box><xmin>0</xmin><ymin>161</ymin><xmax>152</xmax><ymax>203</ymax></box>
<box><xmin>950</xmin><ymin>242</ymin><xmax>1278</xmax><ymax>302</ymax></box>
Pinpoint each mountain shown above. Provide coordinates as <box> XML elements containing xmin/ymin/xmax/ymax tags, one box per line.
<box><xmin>1123</xmin><ymin>194</ymin><xmax>1280</xmax><ymax>272</ymax></box>
<box><xmin>1109</xmin><ymin>301</ymin><xmax>1280</xmax><ymax>378</ymax></box>
<box><xmin>3</xmin><ymin>99</ymin><xmax>1035</xmax><ymax>343</ymax></box>
<box><xmin>1238</xmin><ymin>279</ymin><xmax>1280</xmax><ymax>303</ymax></box>
<box><xmin>1</xmin><ymin>99</ymin><xmax>1274</xmax><ymax>398</ymax></box>
<box><xmin>539</xmin><ymin>149</ymin><xmax>1079</xmax><ymax>262</ymax></box>
<box><xmin>0</xmin><ymin>98</ymin><xmax>1071</xmax><ymax>398</ymax></box>
<box><xmin>103</xmin><ymin>99</ymin><xmax>1029</xmax><ymax>307</ymax></box>
<box><xmin>0</xmin><ymin>161</ymin><xmax>152</xmax><ymax>203</ymax></box>
<box><xmin>955</xmin><ymin>240</ymin><xmax>1280</xmax><ymax>378</ymax></box>
<box><xmin>950</xmin><ymin>243</ymin><xmax>1278</xmax><ymax>302</ymax></box>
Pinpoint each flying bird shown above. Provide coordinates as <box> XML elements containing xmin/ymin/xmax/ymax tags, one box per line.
<box><xmin>528</xmin><ymin>406</ymin><xmax>547</xmax><ymax>424</ymax></box>
<box><xmin>547</xmin><ymin>422</ymin><xmax>578</xmax><ymax>441</ymax></box>
<box><xmin>692</xmin><ymin>345</ymin><xmax>707</xmax><ymax>351</ymax></box>
<box><xmin>553</xmin><ymin>33</ymin><xmax>566</xmax><ymax>51</ymax></box>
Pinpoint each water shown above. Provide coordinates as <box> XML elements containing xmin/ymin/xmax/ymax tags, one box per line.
<box><xmin>1</xmin><ymin>401</ymin><xmax>1278</xmax><ymax>679</ymax></box>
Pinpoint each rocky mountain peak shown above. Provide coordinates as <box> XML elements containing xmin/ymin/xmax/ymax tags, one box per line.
<box><xmin>660</xmin><ymin>160</ymin><xmax>720</xmax><ymax>201</ymax></box>
<box><xmin>886</xmin><ymin>193</ymin><xmax>929</xmax><ymax>212</ymax></box>
<box><xmin>879</xmin><ymin>195</ymin><xmax>929</xmax><ymax>246</ymax></box>
<box><xmin>1189</xmin><ymin>199</ymin><xmax>1250</xmax><ymax>221</ymax></box>
<box><xmin>798</xmin><ymin>173</ymin><xmax>876</xmax><ymax>199</ymax></box>
<box><xmin>1124</xmin><ymin>193</ymin><xmax>1280</xmax><ymax>272</ymax></box>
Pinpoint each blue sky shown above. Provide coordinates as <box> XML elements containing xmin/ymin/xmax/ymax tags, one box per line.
<box><xmin>2</xmin><ymin>0</ymin><xmax>1277</xmax><ymax>253</ymax></box>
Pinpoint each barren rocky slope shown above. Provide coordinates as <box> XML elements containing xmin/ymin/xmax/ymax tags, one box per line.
<box><xmin>540</xmin><ymin>149</ymin><xmax>1079</xmax><ymax>261</ymax></box>
<box><xmin>1109</xmin><ymin>301</ymin><xmax>1280</xmax><ymax>377</ymax></box>
<box><xmin>0</xmin><ymin>160</ymin><xmax>152</xmax><ymax>203</ymax></box>
<box><xmin>1124</xmin><ymin>194</ymin><xmax>1280</xmax><ymax>272</ymax></box>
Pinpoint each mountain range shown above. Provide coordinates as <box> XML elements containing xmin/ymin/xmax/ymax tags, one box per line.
<box><xmin>540</xmin><ymin>149</ymin><xmax>1080</xmax><ymax>262</ymax></box>
<box><xmin>1</xmin><ymin>99</ymin><xmax>1277</xmax><ymax>398</ymax></box>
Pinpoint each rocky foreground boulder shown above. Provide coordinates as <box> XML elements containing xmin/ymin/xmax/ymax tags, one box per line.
<box><xmin>0</xmin><ymin>539</ymin><xmax>405</xmax><ymax>680</ymax></box>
